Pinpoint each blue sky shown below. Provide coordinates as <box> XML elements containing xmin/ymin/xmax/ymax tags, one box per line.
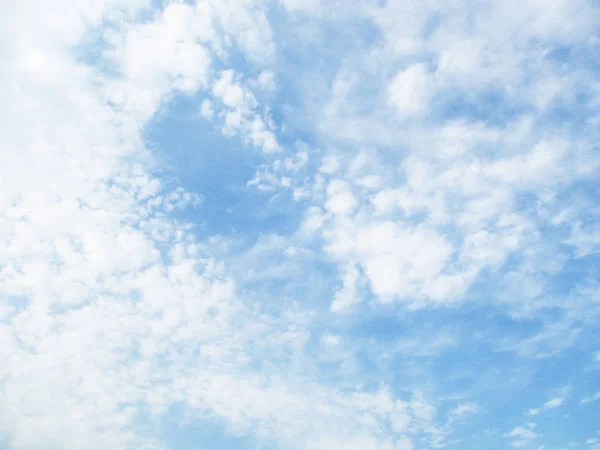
<box><xmin>1</xmin><ymin>1</ymin><xmax>600</xmax><ymax>449</ymax></box>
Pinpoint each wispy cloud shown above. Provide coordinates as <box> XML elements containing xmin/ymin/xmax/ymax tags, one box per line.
<box><xmin>581</xmin><ymin>392</ymin><xmax>600</xmax><ymax>405</ymax></box>
<box><xmin>528</xmin><ymin>397</ymin><xmax>566</xmax><ymax>416</ymax></box>
<box><xmin>505</xmin><ymin>425</ymin><xmax>538</xmax><ymax>448</ymax></box>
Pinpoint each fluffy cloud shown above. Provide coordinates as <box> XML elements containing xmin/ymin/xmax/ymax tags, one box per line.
<box><xmin>0</xmin><ymin>1</ymin><xmax>460</xmax><ymax>450</ymax></box>
<box><xmin>388</xmin><ymin>63</ymin><xmax>434</xmax><ymax>119</ymax></box>
<box><xmin>3</xmin><ymin>0</ymin><xmax>600</xmax><ymax>450</ymax></box>
<box><xmin>209</xmin><ymin>69</ymin><xmax>281</xmax><ymax>153</ymax></box>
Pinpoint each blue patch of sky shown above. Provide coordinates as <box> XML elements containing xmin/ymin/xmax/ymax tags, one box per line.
<box><xmin>434</xmin><ymin>84</ymin><xmax>534</xmax><ymax>129</ymax></box>
<box><xmin>143</xmin><ymin>94</ymin><xmax>304</xmax><ymax>241</ymax></box>
<box><xmin>267</xmin><ymin>4</ymin><xmax>383</xmax><ymax>131</ymax></box>
<box><xmin>157</xmin><ymin>403</ymin><xmax>278</xmax><ymax>450</ymax></box>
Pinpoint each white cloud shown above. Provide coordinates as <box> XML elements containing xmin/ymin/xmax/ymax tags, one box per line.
<box><xmin>279</xmin><ymin>0</ymin><xmax>321</xmax><ymax>13</ymax></box>
<box><xmin>280</xmin><ymin>150</ymin><xmax>309</xmax><ymax>172</ymax></box>
<box><xmin>528</xmin><ymin>397</ymin><xmax>565</xmax><ymax>415</ymax></box>
<box><xmin>357</xmin><ymin>174</ymin><xmax>382</xmax><ymax>190</ymax></box>
<box><xmin>484</xmin><ymin>139</ymin><xmax>570</xmax><ymax>188</ymax></box>
<box><xmin>105</xmin><ymin>2</ymin><xmax>215</xmax><ymax>119</ymax></box>
<box><xmin>210</xmin><ymin>69</ymin><xmax>281</xmax><ymax>153</ymax></box>
<box><xmin>330</xmin><ymin>263</ymin><xmax>361</xmax><ymax>312</ymax></box>
<box><xmin>257</xmin><ymin>70</ymin><xmax>276</xmax><ymax>92</ymax></box>
<box><xmin>320</xmin><ymin>155</ymin><xmax>340</xmax><ymax>175</ymax></box>
<box><xmin>505</xmin><ymin>425</ymin><xmax>538</xmax><ymax>448</ymax></box>
<box><xmin>437</xmin><ymin>38</ymin><xmax>487</xmax><ymax>80</ymax></box>
<box><xmin>323</xmin><ymin>217</ymin><xmax>471</xmax><ymax>305</ymax></box>
<box><xmin>301</xmin><ymin>206</ymin><xmax>327</xmax><ymax>234</ymax></box>
<box><xmin>4</xmin><ymin>0</ymin><xmax>600</xmax><ymax>449</ymax></box>
<box><xmin>307</xmin><ymin>99</ymin><xmax>588</xmax><ymax>307</ymax></box>
<box><xmin>200</xmin><ymin>99</ymin><xmax>215</xmax><ymax>119</ymax></box>
<box><xmin>388</xmin><ymin>63</ymin><xmax>433</xmax><ymax>119</ymax></box>
<box><xmin>325</xmin><ymin>179</ymin><xmax>358</xmax><ymax>215</ymax></box>
<box><xmin>321</xmin><ymin>333</ymin><xmax>340</xmax><ymax>346</ymax></box>
<box><xmin>2</xmin><ymin>3</ymin><xmax>459</xmax><ymax>449</ymax></box>
<box><xmin>246</xmin><ymin>147</ymin><xmax>309</xmax><ymax>193</ymax></box>
<box><xmin>451</xmin><ymin>402</ymin><xmax>480</xmax><ymax>418</ymax></box>
<box><xmin>119</xmin><ymin>5</ymin><xmax>211</xmax><ymax>89</ymax></box>
<box><xmin>208</xmin><ymin>0</ymin><xmax>275</xmax><ymax>63</ymax></box>
<box><xmin>312</xmin><ymin>106</ymin><xmax>593</xmax><ymax>308</ymax></box>
<box><xmin>293</xmin><ymin>187</ymin><xmax>309</xmax><ymax>201</ymax></box>
<box><xmin>581</xmin><ymin>392</ymin><xmax>600</xmax><ymax>405</ymax></box>
<box><xmin>506</xmin><ymin>426</ymin><xmax>537</xmax><ymax>439</ymax></box>
<box><xmin>213</xmin><ymin>70</ymin><xmax>250</xmax><ymax>108</ymax></box>
<box><xmin>410</xmin><ymin>393</ymin><xmax>436</xmax><ymax>422</ymax></box>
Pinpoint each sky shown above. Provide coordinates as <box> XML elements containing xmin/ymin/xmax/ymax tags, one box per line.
<box><xmin>1</xmin><ymin>0</ymin><xmax>600</xmax><ymax>449</ymax></box>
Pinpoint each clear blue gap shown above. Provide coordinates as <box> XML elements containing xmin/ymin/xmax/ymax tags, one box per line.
<box><xmin>143</xmin><ymin>93</ymin><xmax>304</xmax><ymax>241</ymax></box>
<box><xmin>158</xmin><ymin>403</ymin><xmax>278</xmax><ymax>450</ymax></box>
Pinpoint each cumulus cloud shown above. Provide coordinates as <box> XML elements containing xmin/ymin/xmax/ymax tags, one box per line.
<box><xmin>0</xmin><ymin>1</ymin><xmax>461</xmax><ymax>450</ymax></box>
<box><xmin>209</xmin><ymin>69</ymin><xmax>281</xmax><ymax>153</ymax></box>
<box><xmin>388</xmin><ymin>63</ymin><xmax>434</xmax><ymax>119</ymax></box>
<box><xmin>325</xmin><ymin>179</ymin><xmax>358</xmax><ymax>215</ymax></box>
<box><xmin>3</xmin><ymin>0</ymin><xmax>600</xmax><ymax>450</ymax></box>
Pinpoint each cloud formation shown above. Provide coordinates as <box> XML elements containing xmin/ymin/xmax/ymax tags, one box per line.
<box><xmin>2</xmin><ymin>0</ymin><xmax>600</xmax><ymax>449</ymax></box>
